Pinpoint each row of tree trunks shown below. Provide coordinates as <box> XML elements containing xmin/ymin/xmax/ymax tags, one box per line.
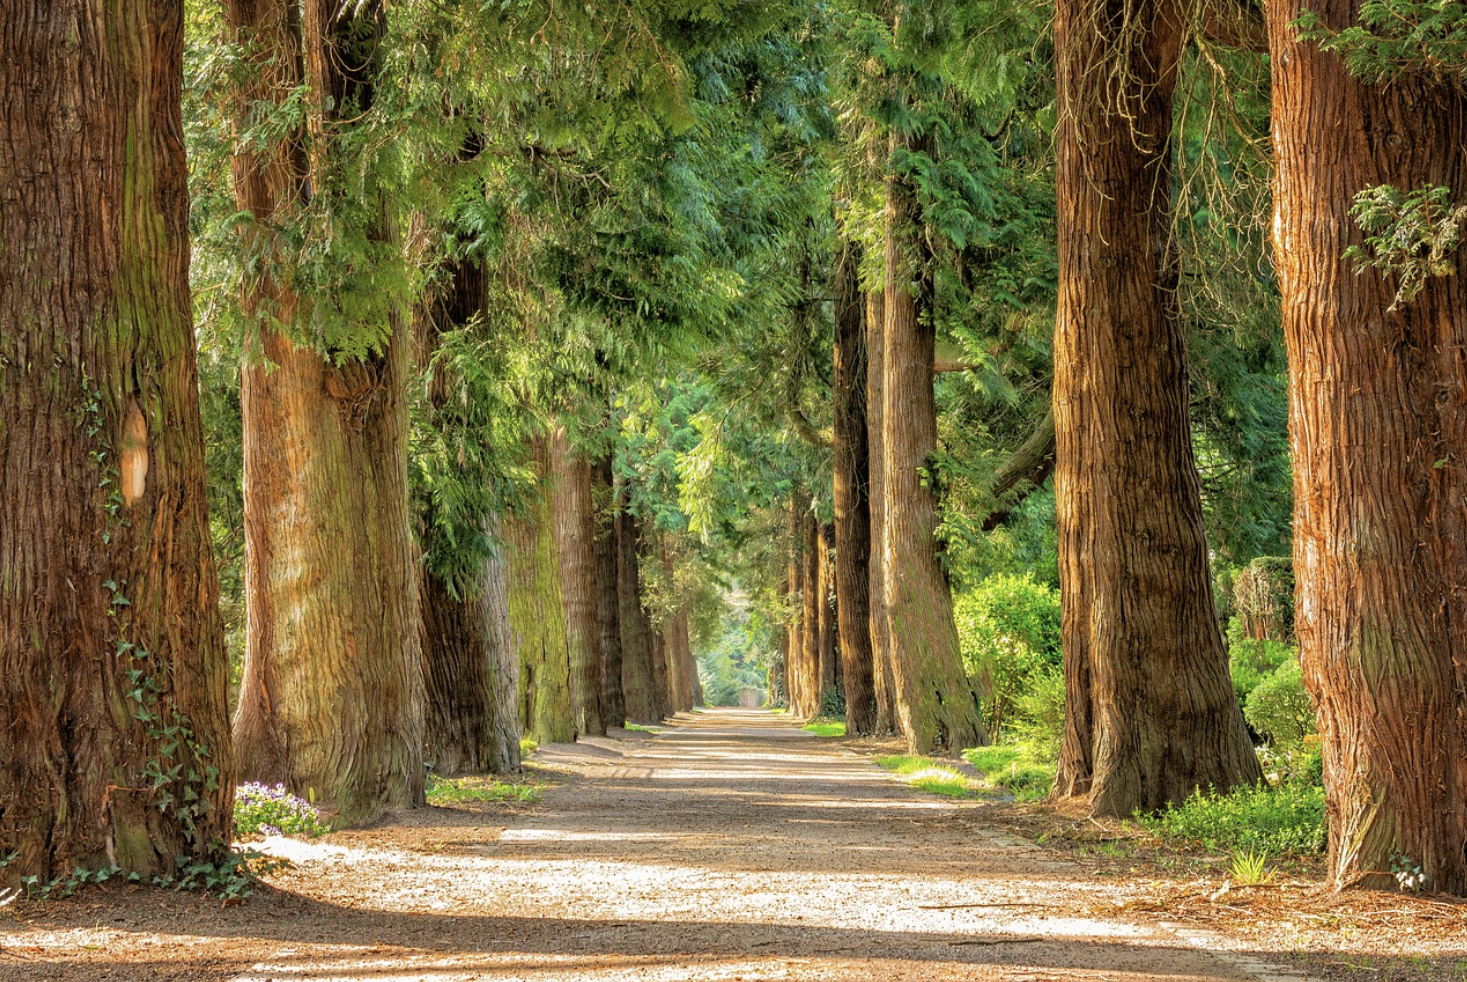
<box><xmin>229</xmin><ymin>0</ymin><xmax>426</xmax><ymax>824</ymax></box>
<box><xmin>880</xmin><ymin>128</ymin><xmax>988</xmax><ymax>754</ymax></box>
<box><xmin>1266</xmin><ymin>0</ymin><xmax>1467</xmax><ymax>893</ymax></box>
<box><xmin>551</xmin><ymin>430</ymin><xmax>606</xmax><ymax>738</ymax></box>
<box><xmin>0</xmin><ymin>0</ymin><xmax>235</xmax><ymax>883</ymax></box>
<box><xmin>1050</xmin><ymin>0</ymin><xmax>1259</xmax><ymax>816</ymax></box>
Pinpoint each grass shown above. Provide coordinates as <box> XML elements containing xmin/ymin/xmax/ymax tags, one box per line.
<box><xmin>963</xmin><ymin>740</ymin><xmax>1057</xmax><ymax>801</ymax></box>
<box><xmin>1136</xmin><ymin>780</ymin><xmax>1326</xmax><ymax>856</ymax></box>
<box><xmin>875</xmin><ymin>755</ymin><xmax>982</xmax><ymax>798</ymax></box>
<box><xmin>801</xmin><ymin>720</ymin><xmax>846</xmax><ymax>737</ymax></box>
<box><xmin>426</xmin><ymin>774</ymin><xmax>544</xmax><ymax>806</ymax></box>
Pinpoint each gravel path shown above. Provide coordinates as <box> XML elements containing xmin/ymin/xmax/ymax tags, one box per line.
<box><xmin>0</xmin><ymin>707</ymin><xmax>1303</xmax><ymax>981</ymax></box>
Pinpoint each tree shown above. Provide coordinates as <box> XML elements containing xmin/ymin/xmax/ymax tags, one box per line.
<box><xmin>226</xmin><ymin>0</ymin><xmax>425</xmax><ymax>824</ymax></box>
<box><xmin>1050</xmin><ymin>0</ymin><xmax>1259</xmax><ymax>815</ymax></box>
<box><xmin>0</xmin><ymin>0</ymin><xmax>234</xmax><ymax>882</ymax></box>
<box><xmin>1268</xmin><ymin>0</ymin><xmax>1467</xmax><ymax>892</ymax></box>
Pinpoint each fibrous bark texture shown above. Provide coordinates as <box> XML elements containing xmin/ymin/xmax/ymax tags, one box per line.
<box><xmin>507</xmin><ymin>441</ymin><xmax>574</xmax><ymax>746</ymax></box>
<box><xmin>1267</xmin><ymin>0</ymin><xmax>1467</xmax><ymax>893</ymax></box>
<box><xmin>882</xmin><ymin>133</ymin><xmax>988</xmax><ymax>754</ymax></box>
<box><xmin>593</xmin><ymin>456</ymin><xmax>626</xmax><ymax>727</ymax></box>
<box><xmin>618</xmin><ymin>509</ymin><xmax>660</xmax><ymax>724</ymax></box>
<box><xmin>834</xmin><ymin>248</ymin><xmax>877</xmax><ymax>735</ymax></box>
<box><xmin>1051</xmin><ymin>0</ymin><xmax>1260</xmax><ymax>816</ymax></box>
<box><xmin>865</xmin><ymin>290</ymin><xmax>898</xmax><ymax>735</ymax></box>
<box><xmin>228</xmin><ymin>0</ymin><xmax>425</xmax><ymax>824</ymax></box>
<box><xmin>0</xmin><ymin>0</ymin><xmax>235</xmax><ymax>883</ymax></box>
<box><xmin>551</xmin><ymin>430</ymin><xmax>605</xmax><ymax>738</ymax></box>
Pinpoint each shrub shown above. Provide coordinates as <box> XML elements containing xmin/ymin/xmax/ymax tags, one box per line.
<box><xmin>234</xmin><ymin>782</ymin><xmax>329</xmax><ymax>839</ymax></box>
<box><xmin>1245</xmin><ymin>659</ymin><xmax>1316</xmax><ymax>749</ymax></box>
<box><xmin>1139</xmin><ymin>781</ymin><xmax>1326</xmax><ymax>856</ymax></box>
<box><xmin>954</xmin><ymin>574</ymin><xmax>1061</xmax><ymax>735</ymax></box>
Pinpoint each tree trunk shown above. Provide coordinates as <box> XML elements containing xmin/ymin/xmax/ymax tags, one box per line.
<box><xmin>551</xmin><ymin>430</ymin><xmax>605</xmax><ymax>737</ymax></box>
<box><xmin>506</xmin><ymin>440</ymin><xmax>574</xmax><ymax>745</ymax></box>
<box><xmin>1267</xmin><ymin>0</ymin><xmax>1467</xmax><ymax>893</ymax></box>
<box><xmin>593</xmin><ymin>456</ymin><xmax>626</xmax><ymax>727</ymax></box>
<box><xmin>882</xmin><ymin>133</ymin><xmax>988</xmax><ymax>754</ymax></box>
<box><xmin>418</xmin><ymin>538</ymin><xmax>520</xmax><ymax>775</ymax></box>
<box><xmin>618</xmin><ymin>510</ymin><xmax>659</xmax><ymax>723</ymax></box>
<box><xmin>834</xmin><ymin>248</ymin><xmax>878</xmax><ymax>735</ymax></box>
<box><xmin>228</xmin><ymin>0</ymin><xmax>425</xmax><ymax>825</ymax></box>
<box><xmin>0</xmin><ymin>0</ymin><xmax>235</xmax><ymax>883</ymax></box>
<box><xmin>1051</xmin><ymin>0</ymin><xmax>1260</xmax><ymax>816</ymax></box>
<box><xmin>817</xmin><ymin>523</ymin><xmax>839</xmax><ymax>708</ymax></box>
<box><xmin>801</xmin><ymin>511</ymin><xmax>822</xmax><ymax>718</ymax></box>
<box><xmin>865</xmin><ymin>290</ymin><xmax>898</xmax><ymax>735</ymax></box>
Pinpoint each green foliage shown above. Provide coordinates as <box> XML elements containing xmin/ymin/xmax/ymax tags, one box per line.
<box><xmin>963</xmin><ymin>740</ymin><xmax>1057</xmax><ymax>802</ymax></box>
<box><xmin>802</xmin><ymin>721</ymin><xmax>846</xmax><ymax>737</ymax></box>
<box><xmin>1344</xmin><ymin>183</ymin><xmax>1467</xmax><ymax>311</ymax></box>
<box><xmin>425</xmin><ymin>775</ymin><xmax>543</xmax><ymax>805</ymax></box>
<box><xmin>1245</xmin><ymin>659</ymin><xmax>1317</xmax><ymax>750</ymax></box>
<box><xmin>1139</xmin><ymin>782</ymin><xmax>1327</xmax><ymax>856</ymax></box>
<box><xmin>953</xmin><ymin>574</ymin><xmax>1061</xmax><ymax>735</ymax></box>
<box><xmin>1296</xmin><ymin>1</ymin><xmax>1467</xmax><ymax>86</ymax></box>
<box><xmin>233</xmin><ymin>782</ymin><xmax>330</xmax><ymax>839</ymax></box>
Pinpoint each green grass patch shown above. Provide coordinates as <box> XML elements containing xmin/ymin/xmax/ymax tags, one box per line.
<box><xmin>963</xmin><ymin>740</ymin><xmax>1057</xmax><ymax>802</ymax></box>
<box><xmin>801</xmin><ymin>720</ymin><xmax>846</xmax><ymax>737</ymax></box>
<box><xmin>875</xmin><ymin>755</ymin><xmax>982</xmax><ymax>798</ymax></box>
<box><xmin>1137</xmin><ymin>781</ymin><xmax>1326</xmax><ymax>856</ymax></box>
<box><xmin>426</xmin><ymin>774</ymin><xmax>544</xmax><ymax>806</ymax></box>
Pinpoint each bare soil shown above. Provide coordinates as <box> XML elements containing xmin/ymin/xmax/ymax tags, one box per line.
<box><xmin>2</xmin><ymin>708</ymin><xmax>1463</xmax><ymax>981</ymax></box>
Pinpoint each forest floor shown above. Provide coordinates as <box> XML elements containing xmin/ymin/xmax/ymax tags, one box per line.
<box><xmin>2</xmin><ymin>707</ymin><xmax>1464</xmax><ymax>982</ymax></box>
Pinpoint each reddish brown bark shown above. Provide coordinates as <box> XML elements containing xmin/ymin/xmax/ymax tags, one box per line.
<box><xmin>228</xmin><ymin>0</ymin><xmax>424</xmax><ymax>824</ymax></box>
<box><xmin>882</xmin><ymin>132</ymin><xmax>988</xmax><ymax>754</ymax></box>
<box><xmin>865</xmin><ymin>290</ymin><xmax>898</xmax><ymax>735</ymax></box>
<box><xmin>1051</xmin><ymin>0</ymin><xmax>1259</xmax><ymax>816</ymax></box>
<box><xmin>551</xmin><ymin>429</ymin><xmax>605</xmax><ymax>737</ymax></box>
<box><xmin>834</xmin><ymin>249</ymin><xmax>877</xmax><ymax>735</ymax></box>
<box><xmin>0</xmin><ymin>0</ymin><xmax>234</xmax><ymax>882</ymax></box>
<box><xmin>1267</xmin><ymin>0</ymin><xmax>1467</xmax><ymax>893</ymax></box>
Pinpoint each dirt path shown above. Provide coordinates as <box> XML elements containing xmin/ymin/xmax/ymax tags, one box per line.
<box><xmin>2</xmin><ymin>708</ymin><xmax>1304</xmax><ymax>981</ymax></box>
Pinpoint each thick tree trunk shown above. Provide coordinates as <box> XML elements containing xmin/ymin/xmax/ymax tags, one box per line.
<box><xmin>882</xmin><ymin>134</ymin><xmax>988</xmax><ymax>754</ymax></box>
<box><xmin>228</xmin><ymin>0</ymin><xmax>424</xmax><ymax>824</ymax></box>
<box><xmin>418</xmin><ymin>539</ymin><xmax>520</xmax><ymax>775</ymax></box>
<box><xmin>618</xmin><ymin>510</ymin><xmax>660</xmax><ymax>723</ymax></box>
<box><xmin>834</xmin><ymin>249</ymin><xmax>878</xmax><ymax>735</ymax></box>
<box><xmin>0</xmin><ymin>0</ymin><xmax>235</xmax><ymax>883</ymax></box>
<box><xmin>506</xmin><ymin>441</ymin><xmax>574</xmax><ymax>745</ymax></box>
<box><xmin>800</xmin><ymin>512</ymin><xmax>822</xmax><ymax>717</ymax></box>
<box><xmin>551</xmin><ymin>430</ymin><xmax>605</xmax><ymax>737</ymax></box>
<box><xmin>1267</xmin><ymin>0</ymin><xmax>1467</xmax><ymax>893</ymax></box>
<box><xmin>593</xmin><ymin>456</ymin><xmax>626</xmax><ymax>727</ymax></box>
<box><xmin>1051</xmin><ymin>0</ymin><xmax>1260</xmax><ymax>816</ymax></box>
<box><xmin>865</xmin><ymin>291</ymin><xmax>898</xmax><ymax>735</ymax></box>
<box><xmin>817</xmin><ymin>523</ymin><xmax>839</xmax><ymax>707</ymax></box>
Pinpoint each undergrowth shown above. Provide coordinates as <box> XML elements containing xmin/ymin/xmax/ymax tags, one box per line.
<box><xmin>425</xmin><ymin>774</ymin><xmax>544</xmax><ymax>806</ymax></box>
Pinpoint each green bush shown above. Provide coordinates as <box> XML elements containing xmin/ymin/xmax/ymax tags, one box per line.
<box><xmin>1226</xmin><ymin>619</ymin><xmax>1295</xmax><ymax>708</ymax></box>
<box><xmin>954</xmin><ymin>574</ymin><xmax>1061</xmax><ymax>735</ymax></box>
<box><xmin>1139</xmin><ymin>781</ymin><xmax>1326</xmax><ymax>856</ymax></box>
<box><xmin>1245</xmin><ymin>659</ymin><xmax>1316</xmax><ymax>749</ymax></box>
